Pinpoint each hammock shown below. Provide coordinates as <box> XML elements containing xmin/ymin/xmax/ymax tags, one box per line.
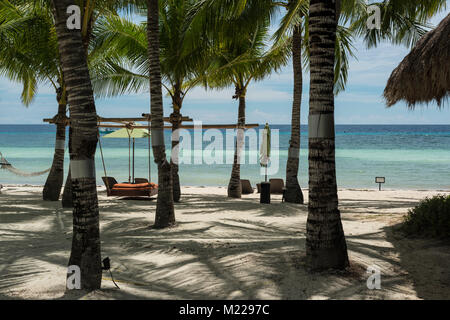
<box><xmin>0</xmin><ymin>152</ymin><xmax>51</xmax><ymax>177</ymax></box>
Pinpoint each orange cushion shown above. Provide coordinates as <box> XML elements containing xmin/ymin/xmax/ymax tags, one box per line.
<box><xmin>113</xmin><ymin>183</ymin><xmax>156</xmax><ymax>188</ymax></box>
<box><xmin>114</xmin><ymin>183</ymin><xmax>149</xmax><ymax>188</ymax></box>
<box><xmin>112</xmin><ymin>183</ymin><xmax>157</xmax><ymax>190</ymax></box>
<box><xmin>112</xmin><ymin>187</ymin><xmax>152</xmax><ymax>191</ymax></box>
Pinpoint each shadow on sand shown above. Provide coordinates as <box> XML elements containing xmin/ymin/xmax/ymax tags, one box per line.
<box><xmin>1</xmin><ymin>188</ymin><xmax>448</xmax><ymax>299</ymax></box>
<box><xmin>384</xmin><ymin>224</ymin><xmax>450</xmax><ymax>300</ymax></box>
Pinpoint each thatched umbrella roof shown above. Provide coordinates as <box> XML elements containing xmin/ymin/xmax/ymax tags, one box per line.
<box><xmin>384</xmin><ymin>13</ymin><xmax>450</xmax><ymax>108</ymax></box>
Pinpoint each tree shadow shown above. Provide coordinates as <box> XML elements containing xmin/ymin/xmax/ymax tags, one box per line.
<box><xmin>3</xmin><ymin>188</ymin><xmax>446</xmax><ymax>300</ymax></box>
<box><xmin>384</xmin><ymin>224</ymin><xmax>450</xmax><ymax>300</ymax></box>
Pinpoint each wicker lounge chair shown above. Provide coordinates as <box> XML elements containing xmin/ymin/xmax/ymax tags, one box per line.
<box><xmin>269</xmin><ymin>178</ymin><xmax>285</xmax><ymax>194</ymax></box>
<box><xmin>256</xmin><ymin>179</ymin><xmax>285</xmax><ymax>195</ymax></box>
<box><xmin>241</xmin><ymin>179</ymin><xmax>254</xmax><ymax>194</ymax></box>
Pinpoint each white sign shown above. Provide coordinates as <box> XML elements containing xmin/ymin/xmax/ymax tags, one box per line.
<box><xmin>375</xmin><ymin>177</ymin><xmax>385</xmax><ymax>184</ymax></box>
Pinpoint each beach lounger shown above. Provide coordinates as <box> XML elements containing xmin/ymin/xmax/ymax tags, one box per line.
<box><xmin>241</xmin><ymin>179</ymin><xmax>254</xmax><ymax>194</ymax></box>
<box><xmin>102</xmin><ymin>176</ymin><xmax>158</xmax><ymax>198</ymax></box>
<box><xmin>257</xmin><ymin>179</ymin><xmax>285</xmax><ymax>195</ymax></box>
<box><xmin>269</xmin><ymin>178</ymin><xmax>285</xmax><ymax>194</ymax></box>
<box><xmin>256</xmin><ymin>180</ymin><xmax>285</xmax><ymax>194</ymax></box>
<box><xmin>134</xmin><ymin>178</ymin><xmax>149</xmax><ymax>184</ymax></box>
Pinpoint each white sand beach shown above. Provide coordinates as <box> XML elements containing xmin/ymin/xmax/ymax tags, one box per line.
<box><xmin>0</xmin><ymin>185</ymin><xmax>449</xmax><ymax>300</ymax></box>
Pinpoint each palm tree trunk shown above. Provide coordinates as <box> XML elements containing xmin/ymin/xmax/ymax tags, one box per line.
<box><xmin>62</xmin><ymin>125</ymin><xmax>73</xmax><ymax>208</ymax></box>
<box><xmin>60</xmin><ymin>2</ymin><xmax>93</xmax><ymax>210</ymax></box>
<box><xmin>285</xmin><ymin>24</ymin><xmax>304</xmax><ymax>204</ymax></box>
<box><xmin>306</xmin><ymin>0</ymin><xmax>349</xmax><ymax>270</ymax></box>
<box><xmin>170</xmin><ymin>90</ymin><xmax>182</xmax><ymax>203</ymax></box>
<box><xmin>148</xmin><ymin>0</ymin><xmax>175</xmax><ymax>228</ymax></box>
<box><xmin>228</xmin><ymin>87</ymin><xmax>245</xmax><ymax>198</ymax></box>
<box><xmin>52</xmin><ymin>0</ymin><xmax>101</xmax><ymax>289</ymax></box>
<box><xmin>62</xmin><ymin>167</ymin><xmax>73</xmax><ymax>208</ymax></box>
<box><xmin>43</xmin><ymin>98</ymin><xmax>66</xmax><ymax>201</ymax></box>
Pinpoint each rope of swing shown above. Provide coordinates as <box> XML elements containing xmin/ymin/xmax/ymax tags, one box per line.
<box><xmin>148</xmin><ymin>118</ymin><xmax>151</xmax><ymax>182</ymax></box>
<box><xmin>97</xmin><ymin>126</ymin><xmax>109</xmax><ymax>191</ymax></box>
<box><xmin>96</xmin><ymin>121</ymin><xmax>152</xmax><ymax>190</ymax></box>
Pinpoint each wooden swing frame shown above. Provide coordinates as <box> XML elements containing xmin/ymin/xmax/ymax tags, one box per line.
<box><xmin>44</xmin><ymin>113</ymin><xmax>259</xmax><ymax>199</ymax></box>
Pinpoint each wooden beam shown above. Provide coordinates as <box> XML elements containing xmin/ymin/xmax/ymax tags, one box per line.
<box><xmin>99</xmin><ymin>116</ymin><xmax>193</xmax><ymax>123</ymax></box>
<box><xmin>179</xmin><ymin>124</ymin><xmax>260</xmax><ymax>129</ymax></box>
<box><xmin>43</xmin><ymin>115</ymin><xmax>194</xmax><ymax>124</ymax></box>
<box><xmin>141</xmin><ymin>113</ymin><xmax>193</xmax><ymax>122</ymax></box>
<box><xmin>98</xmin><ymin>123</ymin><xmax>260</xmax><ymax>129</ymax></box>
<box><xmin>99</xmin><ymin>124</ymin><xmax>173</xmax><ymax>129</ymax></box>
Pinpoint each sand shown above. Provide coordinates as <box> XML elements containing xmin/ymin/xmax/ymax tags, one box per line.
<box><xmin>0</xmin><ymin>185</ymin><xmax>449</xmax><ymax>300</ymax></box>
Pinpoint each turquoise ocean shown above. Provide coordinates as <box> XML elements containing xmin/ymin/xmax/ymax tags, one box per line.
<box><xmin>1</xmin><ymin>124</ymin><xmax>449</xmax><ymax>190</ymax></box>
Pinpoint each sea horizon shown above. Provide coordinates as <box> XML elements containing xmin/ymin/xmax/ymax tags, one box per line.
<box><xmin>1</xmin><ymin>124</ymin><xmax>450</xmax><ymax>190</ymax></box>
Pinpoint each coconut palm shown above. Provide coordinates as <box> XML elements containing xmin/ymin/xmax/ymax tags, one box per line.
<box><xmin>89</xmin><ymin>0</ymin><xmax>210</xmax><ymax>203</ymax></box>
<box><xmin>272</xmin><ymin>1</ymin><xmax>310</xmax><ymax>204</ymax></box>
<box><xmin>147</xmin><ymin>0</ymin><xmax>175</xmax><ymax>228</ymax></box>
<box><xmin>51</xmin><ymin>0</ymin><xmax>102</xmax><ymax>289</ymax></box>
<box><xmin>60</xmin><ymin>0</ymin><xmax>147</xmax><ymax>207</ymax></box>
<box><xmin>203</xmin><ymin>7</ymin><xmax>290</xmax><ymax>198</ymax></box>
<box><xmin>0</xmin><ymin>1</ymin><xmax>68</xmax><ymax>201</ymax></box>
<box><xmin>344</xmin><ymin>0</ymin><xmax>447</xmax><ymax>49</ymax></box>
<box><xmin>195</xmin><ymin>0</ymin><xmax>354</xmax><ymax>202</ymax></box>
<box><xmin>274</xmin><ymin>0</ymin><xmax>441</xmax><ymax>204</ymax></box>
<box><xmin>0</xmin><ymin>0</ymin><xmax>147</xmax><ymax>205</ymax></box>
<box><xmin>203</xmin><ymin>0</ymin><xmax>445</xmax><ymax>205</ymax></box>
<box><xmin>306</xmin><ymin>0</ymin><xmax>349</xmax><ymax>270</ymax></box>
<box><xmin>304</xmin><ymin>0</ymin><xmax>446</xmax><ymax>270</ymax></box>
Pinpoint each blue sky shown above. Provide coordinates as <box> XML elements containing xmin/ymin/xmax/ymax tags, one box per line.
<box><xmin>0</xmin><ymin>5</ymin><xmax>449</xmax><ymax>125</ymax></box>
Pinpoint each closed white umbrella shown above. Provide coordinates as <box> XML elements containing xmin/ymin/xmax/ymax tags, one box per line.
<box><xmin>259</xmin><ymin>123</ymin><xmax>271</xmax><ymax>182</ymax></box>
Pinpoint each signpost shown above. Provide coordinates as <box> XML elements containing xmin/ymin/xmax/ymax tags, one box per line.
<box><xmin>375</xmin><ymin>177</ymin><xmax>385</xmax><ymax>191</ymax></box>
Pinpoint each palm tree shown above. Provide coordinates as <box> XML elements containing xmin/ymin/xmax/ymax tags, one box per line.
<box><xmin>51</xmin><ymin>0</ymin><xmax>102</xmax><ymax>289</ymax></box>
<box><xmin>147</xmin><ymin>0</ymin><xmax>175</xmax><ymax>228</ymax></box>
<box><xmin>89</xmin><ymin>0</ymin><xmax>210</xmax><ymax>202</ymax></box>
<box><xmin>274</xmin><ymin>1</ymin><xmax>309</xmax><ymax>204</ymax></box>
<box><xmin>344</xmin><ymin>0</ymin><xmax>447</xmax><ymax>49</ymax></box>
<box><xmin>204</xmin><ymin>7</ymin><xmax>290</xmax><ymax>198</ymax></box>
<box><xmin>280</xmin><ymin>0</ymin><xmax>447</xmax><ymax>207</ymax></box>
<box><xmin>160</xmin><ymin>0</ymin><xmax>209</xmax><ymax>202</ymax></box>
<box><xmin>306</xmin><ymin>0</ymin><xmax>349</xmax><ymax>270</ymax></box>
<box><xmin>305</xmin><ymin>0</ymin><xmax>446</xmax><ymax>270</ymax></box>
<box><xmin>212</xmin><ymin>0</ymin><xmax>444</xmax><ymax>205</ymax></box>
<box><xmin>196</xmin><ymin>0</ymin><xmax>354</xmax><ymax>203</ymax></box>
<box><xmin>61</xmin><ymin>0</ymin><xmax>146</xmax><ymax>207</ymax></box>
<box><xmin>274</xmin><ymin>0</ymin><xmax>360</xmax><ymax>204</ymax></box>
<box><xmin>0</xmin><ymin>1</ymin><xmax>68</xmax><ymax>202</ymax></box>
<box><xmin>0</xmin><ymin>0</ymin><xmax>143</xmax><ymax>205</ymax></box>
<box><xmin>284</xmin><ymin>22</ymin><xmax>304</xmax><ymax>204</ymax></box>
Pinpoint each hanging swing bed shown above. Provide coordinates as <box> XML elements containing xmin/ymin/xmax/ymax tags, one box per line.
<box><xmin>98</xmin><ymin>124</ymin><xmax>158</xmax><ymax>198</ymax></box>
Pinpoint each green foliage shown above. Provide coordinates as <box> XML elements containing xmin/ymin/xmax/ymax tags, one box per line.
<box><xmin>0</xmin><ymin>0</ymin><xmax>146</xmax><ymax>106</ymax></box>
<box><xmin>204</xmin><ymin>1</ymin><xmax>290</xmax><ymax>92</ymax></box>
<box><xmin>401</xmin><ymin>195</ymin><xmax>450</xmax><ymax>239</ymax></box>
<box><xmin>0</xmin><ymin>0</ymin><xmax>59</xmax><ymax>105</ymax></box>
<box><xmin>90</xmin><ymin>0</ymin><xmax>212</xmax><ymax>105</ymax></box>
<box><xmin>346</xmin><ymin>0</ymin><xmax>447</xmax><ymax>49</ymax></box>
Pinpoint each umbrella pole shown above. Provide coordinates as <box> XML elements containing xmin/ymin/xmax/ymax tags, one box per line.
<box><xmin>265</xmin><ymin>166</ymin><xmax>267</xmax><ymax>183</ymax></box>
<box><xmin>132</xmin><ymin>138</ymin><xmax>135</xmax><ymax>184</ymax></box>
